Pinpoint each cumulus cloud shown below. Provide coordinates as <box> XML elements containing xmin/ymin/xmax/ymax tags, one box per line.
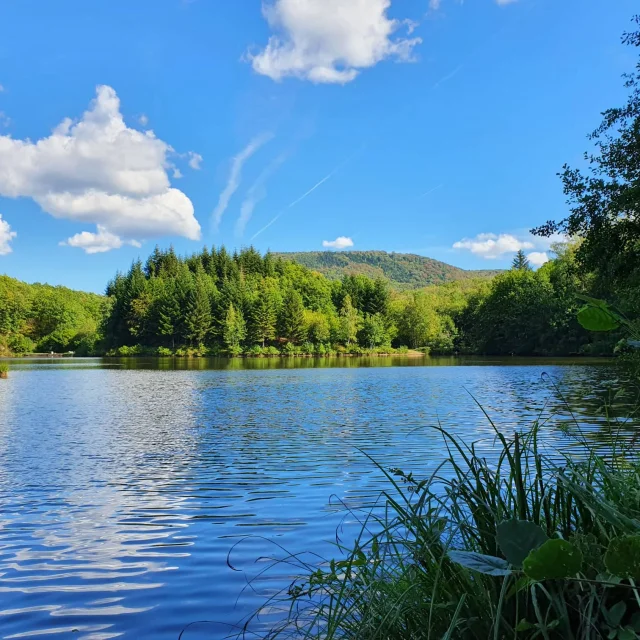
<box><xmin>0</xmin><ymin>85</ymin><xmax>201</xmax><ymax>252</ymax></box>
<box><xmin>0</xmin><ymin>214</ymin><xmax>16</xmax><ymax>255</ymax></box>
<box><xmin>213</xmin><ymin>133</ymin><xmax>273</xmax><ymax>229</ymax></box>
<box><xmin>61</xmin><ymin>226</ymin><xmax>142</xmax><ymax>254</ymax></box>
<box><xmin>323</xmin><ymin>236</ymin><xmax>354</xmax><ymax>250</ymax></box>
<box><xmin>453</xmin><ymin>233</ymin><xmax>534</xmax><ymax>259</ymax></box>
<box><xmin>527</xmin><ymin>251</ymin><xmax>550</xmax><ymax>267</ymax></box>
<box><xmin>249</xmin><ymin>0</ymin><xmax>422</xmax><ymax>84</ymax></box>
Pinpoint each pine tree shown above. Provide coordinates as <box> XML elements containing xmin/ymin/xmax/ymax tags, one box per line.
<box><xmin>183</xmin><ymin>273</ymin><xmax>212</xmax><ymax>346</ymax></box>
<box><xmin>250</xmin><ymin>286</ymin><xmax>277</xmax><ymax>347</ymax></box>
<box><xmin>512</xmin><ymin>250</ymin><xmax>532</xmax><ymax>271</ymax></box>
<box><xmin>156</xmin><ymin>282</ymin><xmax>181</xmax><ymax>349</ymax></box>
<box><xmin>223</xmin><ymin>303</ymin><xmax>246</xmax><ymax>352</ymax></box>
<box><xmin>279</xmin><ymin>289</ymin><xmax>306</xmax><ymax>344</ymax></box>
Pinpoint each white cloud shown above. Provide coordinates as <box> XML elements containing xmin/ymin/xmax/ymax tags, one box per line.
<box><xmin>249</xmin><ymin>0</ymin><xmax>422</xmax><ymax>84</ymax></box>
<box><xmin>0</xmin><ymin>214</ymin><xmax>16</xmax><ymax>255</ymax></box>
<box><xmin>188</xmin><ymin>152</ymin><xmax>203</xmax><ymax>170</ymax></box>
<box><xmin>527</xmin><ymin>251</ymin><xmax>550</xmax><ymax>267</ymax></box>
<box><xmin>0</xmin><ymin>84</ymin><xmax>4</xmax><ymax>93</ymax></box>
<box><xmin>495</xmin><ymin>0</ymin><xmax>518</xmax><ymax>4</ymax></box>
<box><xmin>138</xmin><ymin>114</ymin><xmax>149</xmax><ymax>127</ymax></box>
<box><xmin>212</xmin><ymin>133</ymin><xmax>273</xmax><ymax>229</ymax></box>
<box><xmin>428</xmin><ymin>0</ymin><xmax>441</xmax><ymax>10</ymax></box>
<box><xmin>0</xmin><ymin>85</ymin><xmax>201</xmax><ymax>252</ymax></box>
<box><xmin>323</xmin><ymin>236</ymin><xmax>354</xmax><ymax>250</ymax></box>
<box><xmin>0</xmin><ymin>112</ymin><xmax>10</xmax><ymax>128</ymax></box>
<box><xmin>173</xmin><ymin>168</ymin><xmax>183</xmax><ymax>179</ymax></box>
<box><xmin>61</xmin><ymin>225</ymin><xmax>142</xmax><ymax>254</ymax></box>
<box><xmin>453</xmin><ymin>233</ymin><xmax>534</xmax><ymax>259</ymax></box>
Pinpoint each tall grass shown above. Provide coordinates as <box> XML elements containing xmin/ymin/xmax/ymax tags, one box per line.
<box><xmin>238</xmin><ymin>404</ymin><xmax>640</xmax><ymax>640</ymax></box>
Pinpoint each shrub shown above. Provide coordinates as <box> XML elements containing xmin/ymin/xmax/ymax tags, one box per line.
<box><xmin>245</xmin><ymin>345</ymin><xmax>265</xmax><ymax>357</ymax></box>
<box><xmin>8</xmin><ymin>334</ymin><xmax>35</xmax><ymax>355</ymax></box>
<box><xmin>155</xmin><ymin>347</ymin><xmax>174</xmax><ymax>357</ymax></box>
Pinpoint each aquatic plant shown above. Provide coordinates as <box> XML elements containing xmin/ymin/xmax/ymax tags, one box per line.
<box><xmin>238</xmin><ymin>404</ymin><xmax>640</xmax><ymax>639</ymax></box>
<box><xmin>0</xmin><ymin>362</ymin><xmax>8</xmax><ymax>378</ymax></box>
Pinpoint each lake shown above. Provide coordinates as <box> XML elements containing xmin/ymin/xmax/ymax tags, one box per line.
<box><xmin>0</xmin><ymin>356</ymin><xmax>633</xmax><ymax>639</ymax></box>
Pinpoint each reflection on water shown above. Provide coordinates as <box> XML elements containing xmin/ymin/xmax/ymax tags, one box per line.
<box><xmin>0</xmin><ymin>357</ymin><xmax>634</xmax><ymax>639</ymax></box>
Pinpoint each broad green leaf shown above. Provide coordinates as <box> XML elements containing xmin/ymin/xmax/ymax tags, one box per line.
<box><xmin>607</xmin><ymin>602</ymin><xmax>627</xmax><ymax>628</ymax></box>
<box><xmin>448</xmin><ymin>551</ymin><xmax>511</xmax><ymax>576</ymax></box>
<box><xmin>497</xmin><ymin>520</ymin><xmax>549</xmax><ymax>567</ymax></box>
<box><xmin>577</xmin><ymin>305</ymin><xmax>620</xmax><ymax>332</ymax></box>
<box><xmin>605</xmin><ymin>536</ymin><xmax>640</xmax><ymax>579</ymax></box>
<box><xmin>618</xmin><ymin>629</ymin><xmax>636</xmax><ymax>640</ymax></box>
<box><xmin>523</xmin><ymin>539</ymin><xmax>583</xmax><ymax>581</ymax></box>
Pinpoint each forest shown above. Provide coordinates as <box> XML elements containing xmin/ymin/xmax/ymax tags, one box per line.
<box><xmin>0</xmin><ymin>240</ymin><xmax>627</xmax><ymax>358</ymax></box>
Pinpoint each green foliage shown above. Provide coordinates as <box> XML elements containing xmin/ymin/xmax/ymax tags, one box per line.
<box><xmin>276</xmin><ymin>250</ymin><xmax>501</xmax><ymax>289</ymax></box>
<box><xmin>0</xmin><ymin>274</ymin><xmax>107</xmax><ymax>355</ymax></box>
<box><xmin>223</xmin><ymin>304</ymin><xmax>246</xmax><ymax>352</ymax></box>
<box><xmin>605</xmin><ymin>536</ymin><xmax>640</xmax><ymax>579</ymax></box>
<box><xmin>512</xmin><ymin>249</ymin><xmax>532</xmax><ymax>271</ymax></box>
<box><xmin>533</xmin><ymin>16</ymin><xmax>640</xmax><ymax>301</ymax></box>
<box><xmin>496</xmin><ymin>520</ymin><xmax>549</xmax><ymax>567</ymax></box>
<box><xmin>523</xmin><ymin>539</ymin><xmax>583</xmax><ymax>580</ymax></box>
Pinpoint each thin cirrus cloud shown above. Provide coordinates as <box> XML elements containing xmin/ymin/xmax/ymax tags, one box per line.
<box><xmin>0</xmin><ymin>214</ymin><xmax>16</xmax><ymax>255</ymax></box>
<box><xmin>0</xmin><ymin>85</ymin><xmax>202</xmax><ymax>253</ymax></box>
<box><xmin>236</xmin><ymin>153</ymin><xmax>288</xmax><ymax>237</ymax></box>
<box><xmin>212</xmin><ymin>133</ymin><xmax>273</xmax><ymax>230</ymax></box>
<box><xmin>323</xmin><ymin>236</ymin><xmax>354</xmax><ymax>250</ymax></box>
<box><xmin>248</xmin><ymin>0</ymin><xmax>422</xmax><ymax>84</ymax></box>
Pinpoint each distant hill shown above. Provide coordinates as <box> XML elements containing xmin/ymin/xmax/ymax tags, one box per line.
<box><xmin>275</xmin><ymin>251</ymin><xmax>501</xmax><ymax>289</ymax></box>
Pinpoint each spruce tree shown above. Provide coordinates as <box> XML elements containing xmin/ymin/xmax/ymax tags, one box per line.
<box><xmin>183</xmin><ymin>273</ymin><xmax>212</xmax><ymax>346</ymax></box>
<box><xmin>512</xmin><ymin>250</ymin><xmax>532</xmax><ymax>271</ymax></box>
<box><xmin>250</xmin><ymin>286</ymin><xmax>277</xmax><ymax>347</ymax></box>
<box><xmin>279</xmin><ymin>289</ymin><xmax>306</xmax><ymax>344</ymax></box>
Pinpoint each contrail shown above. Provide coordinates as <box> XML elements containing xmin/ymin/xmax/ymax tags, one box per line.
<box><xmin>212</xmin><ymin>132</ymin><xmax>273</xmax><ymax>230</ymax></box>
<box><xmin>250</xmin><ymin>150</ymin><xmax>361</xmax><ymax>241</ymax></box>
<box><xmin>416</xmin><ymin>184</ymin><xmax>444</xmax><ymax>200</ymax></box>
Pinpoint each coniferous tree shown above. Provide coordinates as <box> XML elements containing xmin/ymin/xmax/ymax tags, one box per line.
<box><xmin>250</xmin><ymin>285</ymin><xmax>277</xmax><ymax>347</ymax></box>
<box><xmin>183</xmin><ymin>272</ymin><xmax>212</xmax><ymax>345</ymax></box>
<box><xmin>512</xmin><ymin>250</ymin><xmax>531</xmax><ymax>271</ymax></box>
<box><xmin>156</xmin><ymin>281</ymin><xmax>181</xmax><ymax>349</ymax></box>
<box><xmin>279</xmin><ymin>289</ymin><xmax>306</xmax><ymax>344</ymax></box>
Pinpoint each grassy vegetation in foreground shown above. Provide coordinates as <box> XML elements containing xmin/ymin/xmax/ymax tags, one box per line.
<box><xmin>242</xmin><ymin>407</ymin><xmax>640</xmax><ymax>640</ymax></box>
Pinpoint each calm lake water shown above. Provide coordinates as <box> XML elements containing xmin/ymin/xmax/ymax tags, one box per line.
<box><xmin>0</xmin><ymin>356</ymin><xmax>635</xmax><ymax>639</ymax></box>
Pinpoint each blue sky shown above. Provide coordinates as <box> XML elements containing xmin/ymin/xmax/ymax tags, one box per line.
<box><xmin>0</xmin><ymin>0</ymin><xmax>636</xmax><ymax>292</ymax></box>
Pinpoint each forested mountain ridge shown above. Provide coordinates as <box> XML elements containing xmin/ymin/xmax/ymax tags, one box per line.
<box><xmin>274</xmin><ymin>251</ymin><xmax>501</xmax><ymax>289</ymax></box>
